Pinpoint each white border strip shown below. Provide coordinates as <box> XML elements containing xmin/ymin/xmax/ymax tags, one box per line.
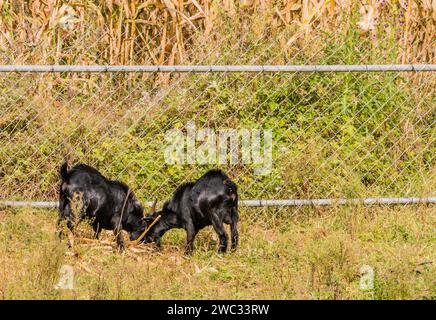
<box><xmin>0</xmin><ymin>64</ymin><xmax>435</xmax><ymax>73</ymax></box>
<box><xmin>1</xmin><ymin>197</ymin><xmax>435</xmax><ymax>209</ymax></box>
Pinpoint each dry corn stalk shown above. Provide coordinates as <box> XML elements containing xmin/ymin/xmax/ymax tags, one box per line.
<box><xmin>0</xmin><ymin>1</ymin><xmax>433</xmax><ymax>69</ymax></box>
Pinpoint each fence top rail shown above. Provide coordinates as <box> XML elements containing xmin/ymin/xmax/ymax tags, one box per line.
<box><xmin>0</xmin><ymin>64</ymin><xmax>435</xmax><ymax>73</ymax></box>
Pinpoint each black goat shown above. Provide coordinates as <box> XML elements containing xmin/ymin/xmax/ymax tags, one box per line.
<box><xmin>143</xmin><ymin>169</ymin><xmax>239</xmax><ymax>254</ymax></box>
<box><xmin>58</xmin><ymin>162</ymin><xmax>147</xmax><ymax>250</ymax></box>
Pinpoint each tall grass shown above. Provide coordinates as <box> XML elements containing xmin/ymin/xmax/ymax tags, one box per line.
<box><xmin>1</xmin><ymin>67</ymin><xmax>434</xmax><ymax>201</ymax></box>
<box><xmin>0</xmin><ymin>1</ymin><xmax>434</xmax><ymax>66</ymax></box>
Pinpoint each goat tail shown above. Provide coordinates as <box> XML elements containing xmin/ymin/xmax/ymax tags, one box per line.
<box><xmin>60</xmin><ymin>160</ymin><xmax>69</xmax><ymax>182</ymax></box>
<box><xmin>233</xmin><ymin>194</ymin><xmax>239</xmax><ymax>217</ymax></box>
<box><xmin>231</xmin><ymin>189</ymin><xmax>239</xmax><ymax>222</ymax></box>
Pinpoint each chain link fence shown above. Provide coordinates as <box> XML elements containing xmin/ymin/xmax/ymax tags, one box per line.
<box><xmin>0</xmin><ymin>64</ymin><xmax>434</xmax><ymax>208</ymax></box>
<box><xmin>0</xmin><ymin>1</ymin><xmax>434</xmax><ymax>211</ymax></box>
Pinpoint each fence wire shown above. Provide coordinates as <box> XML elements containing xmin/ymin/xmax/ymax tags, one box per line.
<box><xmin>0</xmin><ymin>3</ymin><xmax>435</xmax><ymax>210</ymax></box>
<box><xmin>1</xmin><ymin>64</ymin><xmax>436</xmax><ymax>72</ymax></box>
<box><xmin>0</xmin><ymin>66</ymin><xmax>434</xmax><ymax>208</ymax></box>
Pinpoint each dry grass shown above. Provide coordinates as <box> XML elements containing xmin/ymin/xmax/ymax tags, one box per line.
<box><xmin>0</xmin><ymin>1</ymin><xmax>434</xmax><ymax>67</ymax></box>
<box><xmin>0</xmin><ymin>205</ymin><xmax>434</xmax><ymax>299</ymax></box>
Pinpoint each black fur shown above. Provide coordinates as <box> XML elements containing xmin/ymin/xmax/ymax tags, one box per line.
<box><xmin>143</xmin><ymin>169</ymin><xmax>239</xmax><ymax>254</ymax></box>
<box><xmin>58</xmin><ymin>161</ymin><xmax>146</xmax><ymax>250</ymax></box>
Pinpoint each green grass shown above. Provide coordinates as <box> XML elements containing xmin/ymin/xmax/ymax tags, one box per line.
<box><xmin>0</xmin><ymin>205</ymin><xmax>434</xmax><ymax>300</ymax></box>
<box><xmin>1</xmin><ymin>69</ymin><xmax>434</xmax><ymax>202</ymax></box>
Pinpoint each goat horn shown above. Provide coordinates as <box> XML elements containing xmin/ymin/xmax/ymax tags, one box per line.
<box><xmin>150</xmin><ymin>199</ymin><xmax>157</xmax><ymax>214</ymax></box>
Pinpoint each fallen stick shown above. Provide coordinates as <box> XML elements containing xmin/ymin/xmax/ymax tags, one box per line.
<box><xmin>133</xmin><ymin>214</ymin><xmax>162</xmax><ymax>244</ymax></box>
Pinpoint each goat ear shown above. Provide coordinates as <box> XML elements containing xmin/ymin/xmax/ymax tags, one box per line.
<box><xmin>150</xmin><ymin>199</ymin><xmax>157</xmax><ymax>214</ymax></box>
<box><xmin>149</xmin><ymin>199</ymin><xmax>157</xmax><ymax>216</ymax></box>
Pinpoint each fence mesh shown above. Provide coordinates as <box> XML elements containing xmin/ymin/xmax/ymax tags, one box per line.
<box><xmin>0</xmin><ymin>68</ymin><xmax>434</xmax><ymax>204</ymax></box>
<box><xmin>0</xmin><ymin>1</ymin><xmax>435</xmax><ymax>208</ymax></box>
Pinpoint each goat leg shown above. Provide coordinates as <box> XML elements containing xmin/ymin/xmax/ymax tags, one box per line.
<box><xmin>185</xmin><ymin>222</ymin><xmax>198</xmax><ymax>256</ymax></box>
<box><xmin>114</xmin><ymin>228</ymin><xmax>125</xmax><ymax>252</ymax></box>
<box><xmin>210</xmin><ymin>212</ymin><xmax>228</xmax><ymax>254</ymax></box>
